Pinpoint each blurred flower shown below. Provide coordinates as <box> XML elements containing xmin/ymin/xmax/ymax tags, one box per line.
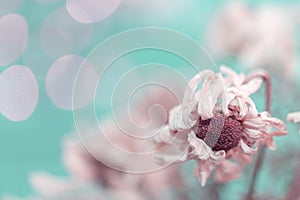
<box><xmin>153</xmin><ymin>66</ymin><xmax>287</xmax><ymax>186</ymax></box>
<box><xmin>207</xmin><ymin>1</ymin><xmax>297</xmax><ymax>79</ymax></box>
<box><xmin>12</xmin><ymin>87</ymin><xmax>186</xmax><ymax>200</ymax></box>
<box><xmin>287</xmin><ymin>111</ymin><xmax>300</xmax><ymax>134</ymax></box>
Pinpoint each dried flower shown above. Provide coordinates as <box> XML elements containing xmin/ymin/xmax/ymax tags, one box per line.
<box><xmin>153</xmin><ymin>66</ymin><xmax>287</xmax><ymax>186</ymax></box>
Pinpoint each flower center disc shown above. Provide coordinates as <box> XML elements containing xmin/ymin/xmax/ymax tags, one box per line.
<box><xmin>192</xmin><ymin>115</ymin><xmax>243</xmax><ymax>152</ymax></box>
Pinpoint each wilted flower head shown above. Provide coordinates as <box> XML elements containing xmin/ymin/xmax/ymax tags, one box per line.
<box><xmin>153</xmin><ymin>66</ymin><xmax>287</xmax><ymax>186</ymax></box>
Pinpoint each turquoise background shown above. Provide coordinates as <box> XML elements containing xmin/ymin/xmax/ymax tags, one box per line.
<box><xmin>0</xmin><ymin>0</ymin><xmax>299</xmax><ymax>199</ymax></box>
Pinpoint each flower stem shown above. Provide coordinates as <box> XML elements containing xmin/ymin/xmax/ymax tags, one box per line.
<box><xmin>243</xmin><ymin>70</ymin><xmax>272</xmax><ymax>200</ymax></box>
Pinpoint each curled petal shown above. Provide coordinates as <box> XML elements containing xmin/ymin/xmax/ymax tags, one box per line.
<box><xmin>261</xmin><ymin>111</ymin><xmax>287</xmax><ymax>135</ymax></box>
<box><xmin>244</xmin><ymin>128</ymin><xmax>262</xmax><ymax>139</ymax></box>
<box><xmin>169</xmin><ymin>106</ymin><xmax>196</xmax><ymax>130</ymax></box>
<box><xmin>240</xmin><ymin>140</ymin><xmax>257</xmax><ymax>154</ymax></box>
<box><xmin>222</xmin><ymin>89</ymin><xmax>237</xmax><ymax>116</ymax></box>
<box><xmin>236</xmin><ymin>97</ymin><xmax>248</xmax><ymax>119</ymax></box>
<box><xmin>188</xmin><ymin>132</ymin><xmax>212</xmax><ymax>160</ymax></box>
<box><xmin>198</xmin><ymin>73</ymin><xmax>225</xmax><ymax>120</ymax></box>
<box><xmin>240</xmin><ymin>77</ymin><xmax>263</xmax><ymax>96</ymax></box>
<box><xmin>209</xmin><ymin>150</ymin><xmax>226</xmax><ymax>164</ymax></box>
<box><xmin>182</xmin><ymin>70</ymin><xmax>213</xmax><ymax>124</ymax></box>
<box><xmin>220</xmin><ymin>65</ymin><xmax>245</xmax><ymax>86</ymax></box>
<box><xmin>153</xmin><ymin>127</ymin><xmax>190</xmax><ymax>165</ymax></box>
<box><xmin>242</xmin><ymin>117</ymin><xmax>262</xmax><ymax>130</ymax></box>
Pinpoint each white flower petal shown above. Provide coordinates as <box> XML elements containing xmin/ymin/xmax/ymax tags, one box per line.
<box><xmin>261</xmin><ymin>112</ymin><xmax>287</xmax><ymax>135</ymax></box>
<box><xmin>188</xmin><ymin>132</ymin><xmax>212</xmax><ymax>160</ymax></box>
<box><xmin>242</xmin><ymin>117</ymin><xmax>262</xmax><ymax>130</ymax></box>
<box><xmin>198</xmin><ymin>73</ymin><xmax>225</xmax><ymax>120</ymax></box>
<box><xmin>220</xmin><ymin>65</ymin><xmax>245</xmax><ymax>86</ymax></box>
<box><xmin>240</xmin><ymin>77</ymin><xmax>263</xmax><ymax>96</ymax></box>
<box><xmin>236</xmin><ymin>97</ymin><xmax>248</xmax><ymax>119</ymax></box>
<box><xmin>240</xmin><ymin>140</ymin><xmax>257</xmax><ymax>154</ymax></box>
<box><xmin>221</xmin><ymin>89</ymin><xmax>237</xmax><ymax>116</ymax></box>
<box><xmin>152</xmin><ymin>125</ymin><xmax>174</xmax><ymax>144</ymax></box>
<box><xmin>209</xmin><ymin>150</ymin><xmax>226</xmax><ymax>163</ymax></box>
<box><xmin>169</xmin><ymin>105</ymin><xmax>195</xmax><ymax>130</ymax></box>
<box><xmin>182</xmin><ymin>70</ymin><xmax>213</xmax><ymax>122</ymax></box>
<box><xmin>244</xmin><ymin>128</ymin><xmax>262</xmax><ymax>139</ymax></box>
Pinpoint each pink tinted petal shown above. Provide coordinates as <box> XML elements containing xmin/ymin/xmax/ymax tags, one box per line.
<box><xmin>209</xmin><ymin>150</ymin><xmax>226</xmax><ymax>164</ymax></box>
<box><xmin>262</xmin><ymin>137</ymin><xmax>276</xmax><ymax>150</ymax></box>
<box><xmin>222</xmin><ymin>89</ymin><xmax>237</xmax><ymax>116</ymax></box>
<box><xmin>188</xmin><ymin>132</ymin><xmax>211</xmax><ymax>160</ymax></box>
<box><xmin>240</xmin><ymin>140</ymin><xmax>257</xmax><ymax>154</ymax></box>
<box><xmin>215</xmin><ymin>160</ymin><xmax>242</xmax><ymax>183</ymax></box>
<box><xmin>220</xmin><ymin>65</ymin><xmax>245</xmax><ymax>86</ymax></box>
<box><xmin>240</xmin><ymin>77</ymin><xmax>263</xmax><ymax>95</ymax></box>
<box><xmin>287</xmin><ymin>111</ymin><xmax>300</xmax><ymax>123</ymax></box>
<box><xmin>198</xmin><ymin>73</ymin><xmax>224</xmax><ymax>120</ymax></box>
<box><xmin>169</xmin><ymin>105</ymin><xmax>195</xmax><ymax>130</ymax></box>
<box><xmin>228</xmin><ymin>147</ymin><xmax>253</xmax><ymax>164</ymax></box>
<box><xmin>152</xmin><ymin>125</ymin><xmax>174</xmax><ymax>144</ymax></box>
<box><xmin>222</xmin><ymin>87</ymin><xmax>258</xmax><ymax>119</ymax></box>
<box><xmin>153</xmin><ymin>128</ymin><xmax>189</xmax><ymax>164</ymax></box>
<box><xmin>261</xmin><ymin>112</ymin><xmax>287</xmax><ymax>135</ymax></box>
<box><xmin>182</xmin><ymin>70</ymin><xmax>213</xmax><ymax>123</ymax></box>
<box><xmin>182</xmin><ymin>70</ymin><xmax>212</xmax><ymax>107</ymax></box>
<box><xmin>236</xmin><ymin>97</ymin><xmax>248</xmax><ymax>119</ymax></box>
<box><xmin>194</xmin><ymin>160</ymin><xmax>214</xmax><ymax>187</ymax></box>
<box><xmin>244</xmin><ymin>128</ymin><xmax>262</xmax><ymax>139</ymax></box>
<box><xmin>242</xmin><ymin>117</ymin><xmax>262</xmax><ymax>130</ymax></box>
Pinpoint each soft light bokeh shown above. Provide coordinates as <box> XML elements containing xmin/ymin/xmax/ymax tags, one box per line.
<box><xmin>0</xmin><ymin>0</ymin><xmax>299</xmax><ymax>200</ymax></box>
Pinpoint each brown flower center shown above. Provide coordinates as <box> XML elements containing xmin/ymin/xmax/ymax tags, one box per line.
<box><xmin>192</xmin><ymin>115</ymin><xmax>244</xmax><ymax>152</ymax></box>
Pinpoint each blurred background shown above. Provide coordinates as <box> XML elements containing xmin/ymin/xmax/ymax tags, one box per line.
<box><xmin>0</xmin><ymin>0</ymin><xmax>300</xmax><ymax>199</ymax></box>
